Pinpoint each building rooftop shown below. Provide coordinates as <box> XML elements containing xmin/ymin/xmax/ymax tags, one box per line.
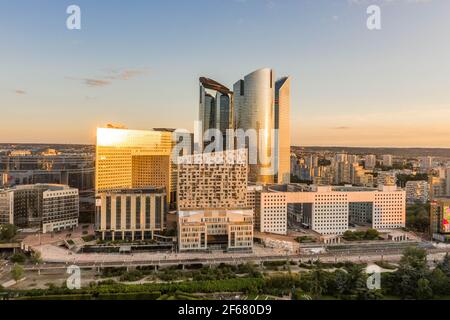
<box><xmin>199</xmin><ymin>77</ymin><xmax>232</xmax><ymax>95</ymax></box>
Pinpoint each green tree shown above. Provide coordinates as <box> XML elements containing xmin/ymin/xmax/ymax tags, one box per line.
<box><xmin>417</xmin><ymin>278</ymin><xmax>433</xmax><ymax>300</ymax></box>
<box><xmin>391</xmin><ymin>247</ymin><xmax>430</xmax><ymax>299</ymax></box>
<box><xmin>364</xmin><ymin>229</ymin><xmax>380</xmax><ymax>240</ymax></box>
<box><xmin>11</xmin><ymin>264</ymin><xmax>24</xmax><ymax>281</ymax></box>
<box><xmin>10</xmin><ymin>252</ymin><xmax>27</xmax><ymax>264</ymax></box>
<box><xmin>437</xmin><ymin>253</ymin><xmax>450</xmax><ymax>276</ymax></box>
<box><xmin>309</xmin><ymin>268</ymin><xmax>327</xmax><ymax>299</ymax></box>
<box><xmin>429</xmin><ymin>268</ymin><xmax>448</xmax><ymax>296</ymax></box>
<box><xmin>0</xmin><ymin>224</ymin><xmax>18</xmax><ymax>242</ymax></box>
<box><xmin>30</xmin><ymin>251</ymin><xmax>43</xmax><ymax>264</ymax></box>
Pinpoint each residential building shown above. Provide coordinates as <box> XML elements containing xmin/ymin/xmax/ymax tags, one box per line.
<box><xmin>95</xmin><ymin>188</ymin><xmax>167</xmax><ymax>241</ymax></box>
<box><xmin>0</xmin><ymin>189</ymin><xmax>13</xmax><ymax>225</ymax></box>
<box><xmin>383</xmin><ymin>155</ymin><xmax>393</xmax><ymax>167</ymax></box>
<box><xmin>377</xmin><ymin>171</ymin><xmax>397</xmax><ymax>187</ymax></box>
<box><xmin>446</xmin><ymin>167</ymin><xmax>450</xmax><ymax>196</ymax></box>
<box><xmin>405</xmin><ymin>180</ymin><xmax>429</xmax><ymax>204</ymax></box>
<box><xmin>12</xmin><ymin>184</ymin><xmax>79</xmax><ymax>232</ymax></box>
<box><xmin>364</xmin><ymin>155</ymin><xmax>377</xmax><ymax>170</ymax></box>
<box><xmin>430</xmin><ymin>198</ymin><xmax>450</xmax><ymax>242</ymax></box>
<box><xmin>419</xmin><ymin>156</ymin><xmax>433</xmax><ymax>172</ymax></box>
<box><xmin>177</xmin><ymin>149</ymin><xmax>248</xmax><ymax>210</ymax></box>
<box><xmin>429</xmin><ymin>176</ymin><xmax>447</xmax><ymax>199</ymax></box>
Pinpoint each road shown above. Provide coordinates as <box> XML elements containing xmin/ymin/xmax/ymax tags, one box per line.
<box><xmin>2</xmin><ymin>247</ymin><xmax>449</xmax><ymax>274</ymax></box>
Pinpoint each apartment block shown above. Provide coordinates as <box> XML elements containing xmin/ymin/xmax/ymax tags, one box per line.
<box><xmin>430</xmin><ymin>198</ymin><xmax>450</xmax><ymax>242</ymax></box>
<box><xmin>177</xmin><ymin>149</ymin><xmax>248</xmax><ymax>210</ymax></box>
<box><xmin>406</xmin><ymin>180</ymin><xmax>429</xmax><ymax>204</ymax></box>
<box><xmin>0</xmin><ymin>190</ymin><xmax>14</xmax><ymax>225</ymax></box>
<box><xmin>10</xmin><ymin>184</ymin><xmax>79</xmax><ymax>233</ymax></box>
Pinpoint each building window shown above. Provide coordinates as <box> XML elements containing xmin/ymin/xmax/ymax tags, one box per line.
<box><xmin>126</xmin><ymin>196</ymin><xmax>131</xmax><ymax>229</ymax></box>
<box><xmin>116</xmin><ymin>197</ymin><xmax>121</xmax><ymax>230</ymax></box>
<box><xmin>136</xmin><ymin>196</ymin><xmax>141</xmax><ymax>229</ymax></box>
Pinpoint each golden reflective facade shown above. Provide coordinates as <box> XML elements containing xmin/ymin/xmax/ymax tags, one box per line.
<box><xmin>95</xmin><ymin>127</ymin><xmax>174</xmax><ymax>202</ymax></box>
<box><xmin>275</xmin><ymin>77</ymin><xmax>291</xmax><ymax>184</ymax></box>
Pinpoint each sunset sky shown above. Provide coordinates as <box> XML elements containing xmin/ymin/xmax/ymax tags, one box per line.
<box><xmin>1</xmin><ymin>0</ymin><xmax>449</xmax><ymax>147</ymax></box>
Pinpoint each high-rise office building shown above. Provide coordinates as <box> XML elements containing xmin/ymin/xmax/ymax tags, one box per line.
<box><xmin>234</xmin><ymin>68</ymin><xmax>275</xmax><ymax>184</ymax></box>
<box><xmin>274</xmin><ymin>77</ymin><xmax>291</xmax><ymax>184</ymax></box>
<box><xmin>199</xmin><ymin>77</ymin><xmax>233</xmax><ymax>136</ymax></box>
<box><xmin>96</xmin><ymin>126</ymin><xmax>174</xmax><ymax>204</ymax></box>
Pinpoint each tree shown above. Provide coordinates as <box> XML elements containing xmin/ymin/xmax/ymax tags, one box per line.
<box><xmin>30</xmin><ymin>251</ymin><xmax>43</xmax><ymax>264</ymax></box>
<box><xmin>309</xmin><ymin>267</ymin><xmax>327</xmax><ymax>299</ymax></box>
<box><xmin>11</xmin><ymin>264</ymin><xmax>24</xmax><ymax>282</ymax></box>
<box><xmin>417</xmin><ymin>278</ymin><xmax>433</xmax><ymax>300</ymax></box>
<box><xmin>10</xmin><ymin>252</ymin><xmax>27</xmax><ymax>264</ymax></box>
<box><xmin>364</xmin><ymin>229</ymin><xmax>380</xmax><ymax>240</ymax></box>
<box><xmin>0</xmin><ymin>224</ymin><xmax>18</xmax><ymax>242</ymax></box>
<box><xmin>429</xmin><ymin>268</ymin><xmax>448</xmax><ymax>296</ymax></box>
<box><xmin>437</xmin><ymin>253</ymin><xmax>450</xmax><ymax>276</ymax></box>
<box><xmin>391</xmin><ymin>247</ymin><xmax>430</xmax><ymax>299</ymax></box>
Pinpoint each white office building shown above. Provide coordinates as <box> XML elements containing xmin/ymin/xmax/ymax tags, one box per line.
<box><xmin>255</xmin><ymin>184</ymin><xmax>405</xmax><ymax>236</ymax></box>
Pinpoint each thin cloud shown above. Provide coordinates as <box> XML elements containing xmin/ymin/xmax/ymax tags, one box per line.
<box><xmin>333</xmin><ymin>126</ymin><xmax>351</xmax><ymax>130</ymax></box>
<box><xmin>83</xmin><ymin>79</ymin><xmax>111</xmax><ymax>87</ymax></box>
<box><xmin>68</xmin><ymin>67</ymin><xmax>149</xmax><ymax>88</ymax></box>
<box><xmin>14</xmin><ymin>89</ymin><xmax>26</xmax><ymax>95</ymax></box>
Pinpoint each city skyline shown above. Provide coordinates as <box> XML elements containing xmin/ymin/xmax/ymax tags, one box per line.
<box><xmin>1</xmin><ymin>0</ymin><xmax>450</xmax><ymax>147</ymax></box>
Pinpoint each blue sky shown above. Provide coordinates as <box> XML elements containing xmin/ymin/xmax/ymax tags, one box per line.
<box><xmin>1</xmin><ymin>0</ymin><xmax>449</xmax><ymax>147</ymax></box>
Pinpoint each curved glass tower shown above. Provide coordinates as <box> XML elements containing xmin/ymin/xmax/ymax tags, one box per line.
<box><xmin>199</xmin><ymin>77</ymin><xmax>233</xmax><ymax>134</ymax></box>
<box><xmin>234</xmin><ymin>68</ymin><xmax>275</xmax><ymax>184</ymax></box>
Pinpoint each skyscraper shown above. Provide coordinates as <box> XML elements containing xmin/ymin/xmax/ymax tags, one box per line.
<box><xmin>274</xmin><ymin>77</ymin><xmax>291</xmax><ymax>184</ymax></box>
<box><xmin>95</xmin><ymin>126</ymin><xmax>174</xmax><ymax>203</ymax></box>
<box><xmin>199</xmin><ymin>77</ymin><xmax>233</xmax><ymax>137</ymax></box>
<box><xmin>234</xmin><ymin>68</ymin><xmax>275</xmax><ymax>184</ymax></box>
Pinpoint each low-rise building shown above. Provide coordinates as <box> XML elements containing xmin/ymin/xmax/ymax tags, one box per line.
<box><xmin>178</xmin><ymin>209</ymin><xmax>253</xmax><ymax>251</ymax></box>
<box><xmin>255</xmin><ymin>184</ymin><xmax>405</xmax><ymax>236</ymax></box>
<box><xmin>10</xmin><ymin>184</ymin><xmax>79</xmax><ymax>233</ymax></box>
<box><xmin>95</xmin><ymin>188</ymin><xmax>167</xmax><ymax>241</ymax></box>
